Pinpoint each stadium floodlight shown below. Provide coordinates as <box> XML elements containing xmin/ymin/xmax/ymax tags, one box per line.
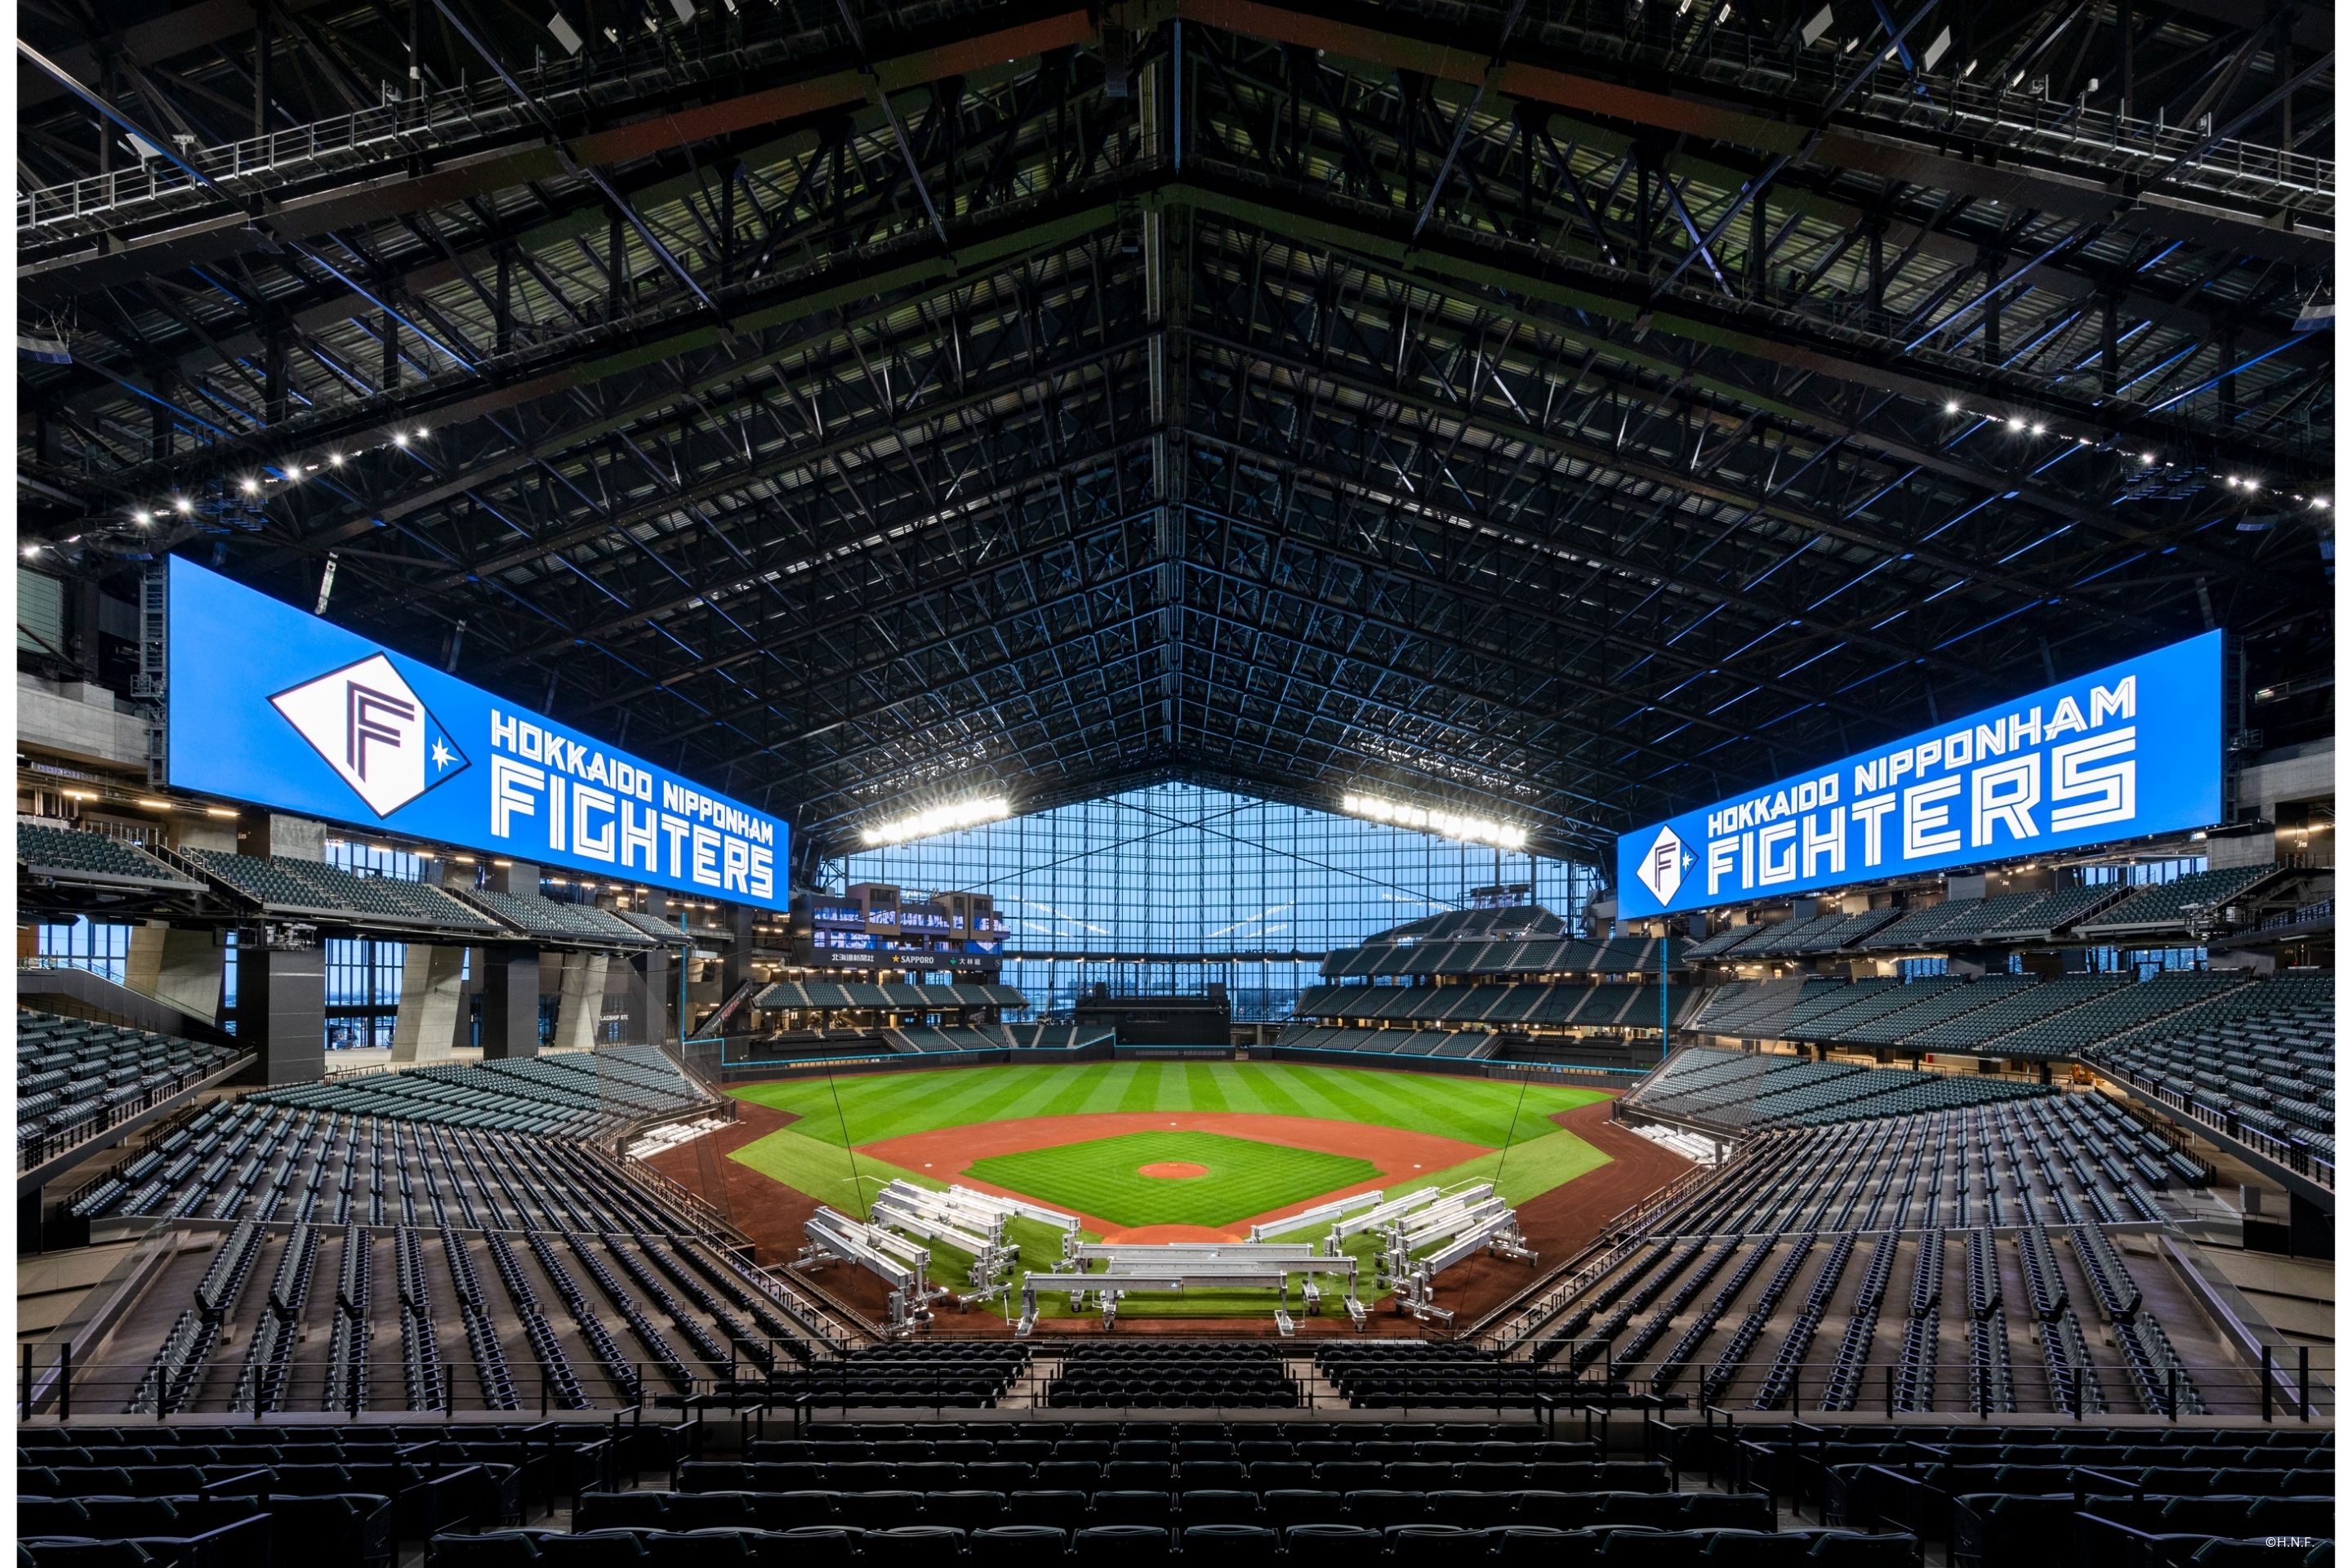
<box><xmin>1341</xmin><ymin>792</ymin><xmax>1529</xmax><ymax>850</ymax></box>
<box><xmin>860</xmin><ymin>795</ymin><xmax>1012</xmax><ymax>847</ymax></box>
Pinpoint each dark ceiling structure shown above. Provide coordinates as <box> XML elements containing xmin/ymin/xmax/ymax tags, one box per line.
<box><xmin>16</xmin><ymin>0</ymin><xmax>2336</xmax><ymax>875</ymax></box>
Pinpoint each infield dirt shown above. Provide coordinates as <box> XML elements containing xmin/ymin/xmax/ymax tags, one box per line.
<box><xmin>858</xmin><ymin>1110</ymin><xmax>1490</xmax><ymax>1241</ymax></box>
<box><xmin>647</xmin><ymin>1089</ymin><xmax>1692</xmax><ymax>1334</ymax></box>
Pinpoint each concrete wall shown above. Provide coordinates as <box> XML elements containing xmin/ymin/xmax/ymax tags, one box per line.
<box><xmin>2236</xmin><ymin>738</ymin><xmax>2332</xmax><ymax>818</ymax></box>
<box><xmin>17</xmin><ymin>675</ymin><xmax>147</xmax><ymax>769</ymax></box>
<box><xmin>123</xmin><ymin>924</ymin><xmax>223</xmax><ymax>1024</ymax></box>
<box><xmin>259</xmin><ymin>813</ymin><xmax>331</xmax><ymax>862</ymax></box>
<box><xmin>553</xmin><ymin>953</ymin><xmax>612</xmax><ymax>1053</ymax></box>
<box><xmin>390</xmin><ymin>945</ymin><xmax>469</xmax><ymax>1062</ymax></box>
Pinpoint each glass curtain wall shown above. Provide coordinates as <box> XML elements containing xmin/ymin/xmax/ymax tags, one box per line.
<box><xmin>320</xmin><ymin>840</ymin><xmax>425</xmax><ymax>1049</ymax></box>
<box><xmin>34</xmin><ymin>917</ymin><xmax>134</xmax><ymax>983</ymax></box>
<box><xmin>833</xmin><ymin>783</ymin><xmax>1603</xmax><ymax>1019</ymax></box>
<box><xmin>2079</xmin><ymin>856</ymin><xmax>2212</xmax><ymax>977</ymax></box>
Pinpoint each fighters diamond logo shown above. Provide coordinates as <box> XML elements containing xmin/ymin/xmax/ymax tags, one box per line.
<box><xmin>1637</xmin><ymin>824</ymin><xmax>1691</xmax><ymax>907</ymax></box>
<box><xmin>269</xmin><ymin>653</ymin><xmax>469</xmax><ymax>818</ymax></box>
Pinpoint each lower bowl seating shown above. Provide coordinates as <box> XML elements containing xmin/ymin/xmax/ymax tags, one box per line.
<box><xmin>21</xmin><ymin>1415</ymin><xmax>2328</xmax><ymax>1568</ymax></box>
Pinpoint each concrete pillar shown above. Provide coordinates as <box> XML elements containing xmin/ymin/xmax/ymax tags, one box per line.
<box><xmin>678</xmin><ymin>897</ymin><xmax>724</xmax><ymax>1030</ymax></box>
<box><xmin>389</xmin><ymin>945</ymin><xmax>466</xmax><ymax>1063</ymax></box>
<box><xmin>628</xmin><ymin>950</ymin><xmax>673</xmax><ymax>1046</ymax></box>
<box><xmin>2288</xmin><ymin>1192</ymin><xmax>2335</xmax><ymax>1260</ymax></box>
<box><xmin>479</xmin><ymin>945</ymin><xmax>541</xmax><ymax>1060</ymax></box>
<box><xmin>124</xmin><ymin>924</ymin><xmax>224</xmax><ymax>1023</ymax></box>
<box><xmin>555</xmin><ymin>952</ymin><xmax>612</xmax><ymax>1053</ymax></box>
<box><xmin>477</xmin><ymin>860</ymin><xmax>542</xmax><ymax>1059</ymax></box>
<box><xmin>628</xmin><ymin>893</ymin><xmax>673</xmax><ymax>1048</ymax></box>
<box><xmin>721</xmin><ymin>902</ymin><xmax>759</xmax><ymax>996</ymax></box>
<box><xmin>238</xmin><ymin>934</ymin><xmax>326</xmax><ymax>1085</ymax></box>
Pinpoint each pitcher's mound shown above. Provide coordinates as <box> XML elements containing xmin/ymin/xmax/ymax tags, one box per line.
<box><xmin>1137</xmin><ymin>1160</ymin><xmax>1209</xmax><ymax>1178</ymax></box>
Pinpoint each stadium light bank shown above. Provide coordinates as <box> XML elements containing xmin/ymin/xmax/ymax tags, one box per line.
<box><xmin>1342</xmin><ymin>793</ymin><xmax>1528</xmax><ymax>850</ymax></box>
<box><xmin>860</xmin><ymin>795</ymin><xmax>1013</xmax><ymax>848</ymax></box>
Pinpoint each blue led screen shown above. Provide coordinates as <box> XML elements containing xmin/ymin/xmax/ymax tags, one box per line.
<box><xmin>165</xmin><ymin>557</ymin><xmax>787</xmax><ymax>910</ymax></box>
<box><xmin>1615</xmin><ymin>631</ymin><xmax>2225</xmax><ymax>916</ymax></box>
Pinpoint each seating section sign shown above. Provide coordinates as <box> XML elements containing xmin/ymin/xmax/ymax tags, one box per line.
<box><xmin>1615</xmin><ymin>631</ymin><xmax>2225</xmax><ymax>917</ymax></box>
<box><xmin>165</xmin><ymin>557</ymin><xmax>788</xmax><ymax>911</ymax></box>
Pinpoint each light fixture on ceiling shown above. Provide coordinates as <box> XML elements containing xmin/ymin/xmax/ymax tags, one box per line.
<box><xmin>1342</xmin><ymin>792</ymin><xmax>1530</xmax><ymax>850</ymax></box>
<box><xmin>860</xmin><ymin>795</ymin><xmax>1013</xmax><ymax>847</ymax></box>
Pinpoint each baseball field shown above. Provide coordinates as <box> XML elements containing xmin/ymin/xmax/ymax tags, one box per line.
<box><xmin>720</xmin><ymin>1060</ymin><xmax>1616</xmax><ymax>1317</ymax></box>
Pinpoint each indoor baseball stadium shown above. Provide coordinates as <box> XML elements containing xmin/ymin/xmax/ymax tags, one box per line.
<box><xmin>9</xmin><ymin>0</ymin><xmax>2338</xmax><ymax>1562</ymax></box>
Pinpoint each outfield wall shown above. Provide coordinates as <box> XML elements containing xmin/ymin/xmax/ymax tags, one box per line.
<box><xmin>702</xmin><ymin>1037</ymin><xmax>1648</xmax><ymax>1088</ymax></box>
<box><xmin>703</xmin><ymin>1038</ymin><xmax>1118</xmax><ymax>1083</ymax></box>
<box><xmin>1114</xmin><ymin>1044</ymin><xmax>1237</xmax><ymax>1060</ymax></box>
<box><xmin>1262</xmin><ymin>1044</ymin><xmax>1647</xmax><ymax>1085</ymax></box>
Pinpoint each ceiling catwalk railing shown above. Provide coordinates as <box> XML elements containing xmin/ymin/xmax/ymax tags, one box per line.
<box><xmin>16</xmin><ymin>5</ymin><xmax>850</xmax><ymax>241</ymax></box>
<box><xmin>19</xmin><ymin>1</ymin><xmax>2332</xmax><ymax>243</ymax></box>
<box><xmin>1570</xmin><ymin>20</ymin><xmax>2331</xmax><ymax>213</ymax></box>
<box><xmin>1456</xmin><ymin>0</ymin><xmax>2334</xmax><ymax>218</ymax></box>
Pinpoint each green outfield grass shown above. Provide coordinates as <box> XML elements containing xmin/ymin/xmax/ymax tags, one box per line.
<box><xmin>725</xmin><ymin>1062</ymin><xmax>1614</xmax><ymax>1316</ymax></box>
<box><xmin>733</xmin><ymin>1059</ymin><xmax>1609</xmax><ymax>1150</ymax></box>
<box><xmin>965</xmin><ymin>1129</ymin><xmax>1380</xmax><ymax>1229</ymax></box>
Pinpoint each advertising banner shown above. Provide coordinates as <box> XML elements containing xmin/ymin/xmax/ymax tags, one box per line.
<box><xmin>165</xmin><ymin>557</ymin><xmax>787</xmax><ymax>910</ymax></box>
<box><xmin>1615</xmin><ymin>631</ymin><xmax>2224</xmax><ymax>917</ymax></box>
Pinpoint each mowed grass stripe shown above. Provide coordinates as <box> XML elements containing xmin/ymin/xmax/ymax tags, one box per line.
<box><xmin>1277</xmin><ymin>1067</ymin><xmax>1420</xmax><ymax>1137</ymax></box>
<box><xmin>1229</xmin><ymin>1063</ymin><xmax>1307</xmax><ymax>1118</ymax></box>
<box><xmin>1078</xmin><ymin>1062</ymin><xmax>1142</xmax><ymax>1116</ymax></box>
<box><xmin>1036</xmin><ymin>1067</ymin><xmax>1113</xmax><ymax>1120</ymax></box>
<box><xmin>956</xmin><ymin>1066</ymin><xmax>1072</xmax><ymax>1126</ymax></box>
<box><xmin>1117</xmin><ymin>1062</ymin><xmax>1169</xmax><ymax>1112</ymax></box>
<box><xmin>730</xmin><ymin>1062</ymin><xmax>1610</xmax><ymax>1148</ymax></box>
<box><xmin>833</xmin><ymin>1068</ymin><xmax>975</xmax><ymax>1134</ymax></box>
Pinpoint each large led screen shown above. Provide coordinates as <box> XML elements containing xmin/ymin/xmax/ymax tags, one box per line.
<box><xmin>1616</xmin><ymin>631</ymin><xmax>2224</xmax><ymax>917</ymax></box>
<box><xmin>164</xmin><ymin>557</ymin><xmax>787</xmax><ymax>910</ymax></box>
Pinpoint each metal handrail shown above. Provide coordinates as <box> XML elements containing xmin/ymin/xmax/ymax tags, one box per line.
<box><xmin>1477</xmin><ymin>1138</ymin><xmax>1762</xmax><ymax>1353</ymax></box>
<box><xmin>22</xmin><ymin>1349</ymin><xmax>2328</xmax><ymax>1422</ymax></box>
<box><xmin>20</xmin><ymin>3</ymin><xmax>2328</xmax><ymax>236</ymax></box>
<box><xmin>17</xmin><ymin>1051</ymin><xmax>256</xmax><ymax>1175</ymax></box>
<box><xmin>16</xmin><ymin>5</ymin><xmax>853</xmax><ymax>236</ymax></box>
<box><xmin>1502</xmin><ymin>0</ymin><xmax>2333</xmax><ymax>205</ymax></box>
<box><xmin>2087</xmin><ymin>1061</ymin><xmax>2336</xmax><ymax>1191</ymax></box>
